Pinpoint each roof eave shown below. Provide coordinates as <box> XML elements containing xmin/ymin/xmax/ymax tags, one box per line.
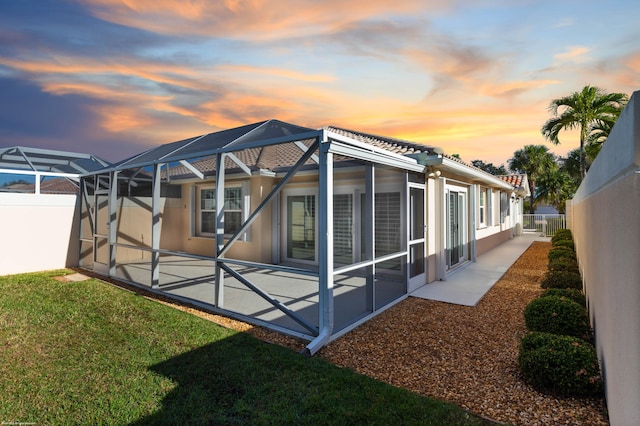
<box><xmin>419</xmin><ymin>155</ymin><xmax>513</xmax><ymax>189</ymax></box>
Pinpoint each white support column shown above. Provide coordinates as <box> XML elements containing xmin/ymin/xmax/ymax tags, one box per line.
<box><xmin>304</xmin><ymin>131</ymin><xmax>333</xmax><ymax>356</ymax></box>
<box><xmin>151</xmin><ymin>164</ymin><xmax>162</xmax><ymax>289</ymax></box>
<box><xmin>214</xmin><ymin>152</ymin><xmax>225</xmax><ymax>308</ymax></box>
<box><xmin>469</xmin><ymin>184</ymin><xmax>477</xmax><ymax>262</ymax></box>
<box><xmin>318</xmin><ymin>135</ymin><xmax>334</xmax><ymax>334</ymax></box>
<box><xmin>365</xmin><ymin>164</ymin><xmax>374</xmax><ymax>311</ymax></box>
<box><xmin>435</xmin><ymin>177</ymin><xmax>446</xmax><ymax>280</ymax></box>
<box><xmin>35</xmin><ymin>172</ymin><xmax>41</xmax><ymax>194</ymax></box>
<box><xmin>108</xmin><ymin>170</ymin><xmax>118</xmax><ymax>276</ymax></box>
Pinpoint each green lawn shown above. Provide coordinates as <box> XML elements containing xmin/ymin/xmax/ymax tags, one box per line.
<box><xmin>0</xmin><ymin>270</ymin><xmax>489</xmax><ymax>425</ymax></box>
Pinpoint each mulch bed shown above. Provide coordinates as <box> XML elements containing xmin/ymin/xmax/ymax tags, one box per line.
<box><xmin>75</xmin><ymin>241</ymin><xmax>609</xmax><ymax>425</ymax></box>
<box><xmin>248</xmin><ymin>241</ymin><xmax>609</xmax><ymax>425</ymax></box>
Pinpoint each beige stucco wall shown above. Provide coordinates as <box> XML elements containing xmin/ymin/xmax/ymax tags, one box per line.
<box><xmin>475</xmin><ymin>229</ymin><xmax>511</xmax><ymax>257</ymax></box>
<box><xmin>569</xmin><ymin>90</ymin><xmax>640</xmax><ymax>426</ymax></box>
<box><xmin>112</xmin><ymin>196</ymin><xmax>183</xmax><ymax>262</ymax></box>
<box><xmin>180</xmin><ymin>175</ymin><xmax>278</xmax><ymax>263</ymax></box>
<box><xmin>0</xmin><ymin>193</ymin><xmax>79</xmax><ymax>275</ymax></box>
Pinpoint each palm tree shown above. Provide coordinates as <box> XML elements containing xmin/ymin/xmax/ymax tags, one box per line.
<box><xmin>541</xmin><ymin>85</ymin><xmax>628</xmax><ymax>179</ymax></box>
<box><xmin>585</xmin><ymin>119</ymin><xmax>616</xmax><ymax>161</ymax></box>
<box><xmin>536</xmin><ymin>166</ymin><xmax>577</xmax><ymax>214</ymax></box>
<box><xmin>508</xmin><ymin>145</ymin><xmax>556</xmax><ymax>213</ymax></box>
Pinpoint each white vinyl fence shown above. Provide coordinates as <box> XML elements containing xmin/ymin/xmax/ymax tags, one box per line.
<box><xmin>0</xmin><ymin>193</ymin><xmax>79</xmax><ymax>275</ymax></box>
<box><xmin>522</xmin><ymin>214</ymin><xmax>566</xmax><ymax>237</ymax></box>
<box><xmin>566</xmin><ymin>90</ymin><xmax>640</xmax><ymax>426</ymax></box>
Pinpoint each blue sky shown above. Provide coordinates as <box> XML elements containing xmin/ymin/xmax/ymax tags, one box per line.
<box><xmin>0</xmin><ymin>0</ymin><xmax>638</xmax><ymax>167</ymax></box>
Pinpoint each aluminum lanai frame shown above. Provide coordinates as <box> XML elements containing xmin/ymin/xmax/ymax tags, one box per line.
<box><xmin>80</xmin><ymin>120</ymin><xmax>427</xmax><ymax>355</ymax></box>
<box><xmin>0</xmin><ymin>146</ymin><xmax>109</xmax><ymax>193</ymax></box>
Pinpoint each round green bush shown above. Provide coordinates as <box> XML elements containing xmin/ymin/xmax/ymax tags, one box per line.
<box><xmin>524</xmin><ymin>296</ymin><xmax>590</xmax><ymax>338</ymax></box>
<box><xmin>548</xmin><ymin>257</ymin><xmax>579</xmax><ymax>274</ymax></box>
<box><xmin>519</xmin><ymin>332</ymin><xmax>603</xmax><ymax>396</ymax></box>
<box><xmin>541</xmin><ymin>288</ymin><xmax>586</xmax><ymax>307</ymax></box>
<box><xmin>541</xmin><ymin>270</ymin><xmax>582</xmax><ymax>289</ymax></box>
<box><xmin>548</xmin><ymin>247</ymin><xmax>577</xmax><ymax>262</ymax></box>
<box><xmin>552</xmin><ymin>229</ymin><xmax>573</xmax><ymax>245</ymax></box>
<box><xmin>552</xmin><ymin>238</ymin><xmax>575</xmax><ymax>251</ymax></box>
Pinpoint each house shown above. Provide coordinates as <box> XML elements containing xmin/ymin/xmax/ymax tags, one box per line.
<box><xmin>75</xmin><ymin>119</ymin><xmax>526</xmax><ymax>354</ymax></box>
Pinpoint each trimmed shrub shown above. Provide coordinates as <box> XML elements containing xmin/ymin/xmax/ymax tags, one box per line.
<box><xmin>519</xmin><ymin>332</ymin><xmax>603</xmax><ymax>396</ymax></box>
<box><xmin>541</xmin><ymin>288</ymin><xmax>586</xmax><ymax>307</ymax></box>
<box><xmin>553</xmin><ymin>238</ymin><xmax>575</xmax><ymax>251</ymax></box>
<box><xmin>541</xmin><ymin>270</ymin><xmax>582</xmax><ymax>289</ymax></box>
<box><xmin>552</xmin><ymin>229</ymin><xmax>573</xmax><ymax>245</ymax></box>
<box><xmin>524</xmin><ymin>296</ymin><xmax>590</xmax><ymax>339</ymax></box>
<box><xmin>548</xmin><ymin>257</ymin><xmax>580</xmax><ymax>274</ymax></box>
<box><xmin>548</xmin><ymin>247</ymin><xmax>577</xmax><ymax>262</ymax></box>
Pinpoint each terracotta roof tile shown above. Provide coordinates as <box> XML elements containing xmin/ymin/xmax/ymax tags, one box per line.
<box><xmin>498</xmin><ymin>174</ymin><xmax>527</xmax><ymax>189</ymax></box>
<box><xmin>325</xmin><ymin>126</ymin><xmax>438</xmax><ymax>155</ymax></box>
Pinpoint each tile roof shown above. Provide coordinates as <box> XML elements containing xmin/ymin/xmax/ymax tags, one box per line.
<box><xmin>0</xmin><ymin>177</ymin><xmax>79</xmax><ymax>194</ymax></box>
<box><xmin>164</xmin><ymin>126</ymin><xmax>444</xmax><ymax>180</ymax></box>
<box><xmin>325</xmin><ymin>126</ymin><xmax>440</xmax><ymax>156</ymax></box>
<box><xmin>165</xmin><ymin>139</ymin><xmax>319</xmax><ymax>179</ymax></box>
<box><xmin>498</xmin><ymin>174</ymin><xmax>527</xmax><ymax>189</ymax></box>
<box><xmin>125</xmin><ymin>120</ymin><xmax>514</xmax><ymax>184</ymax></box>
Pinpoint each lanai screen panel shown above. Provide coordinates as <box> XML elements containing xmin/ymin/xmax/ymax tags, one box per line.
<box><xmin>1</xmin><ymin>146</ymin><xmax>109</xmax><ymax>194</ymax></box>
<box><xmin>78</xmin><ymin>120</ymin><xmax>426</xmax><ymax>347</ymax></box>
<box><xmin>330</xmin><ymin>162</ymin><xmax>408</xmax><ymax>331</ymax></box>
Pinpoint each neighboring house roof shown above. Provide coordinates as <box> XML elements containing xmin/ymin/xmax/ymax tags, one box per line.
<box><xmin>0</xmin><ymin>177</ymin><xmax>79</xmax><ymax>194</ymax></box>
<box><xmin>0</xmin><ymin>146</ymin><xmax>109</xmax><ymax>175</ymax></box>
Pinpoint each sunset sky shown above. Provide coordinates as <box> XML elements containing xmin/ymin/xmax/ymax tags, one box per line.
<box><xmin>1</xmin><ymin>0</ymin><xmax>639</xmax><ymax>167</ymax></box>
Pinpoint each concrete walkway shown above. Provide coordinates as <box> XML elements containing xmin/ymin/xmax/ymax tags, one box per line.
<box><xmin>410</xmin><ymin>234</ymin><xmax>549</xmax><ymax>306</ymax></box>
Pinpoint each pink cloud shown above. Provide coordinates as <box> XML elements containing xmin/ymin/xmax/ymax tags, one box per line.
<box><xmin>82</xmin><ymin>0</ymin><xmax>446</xmax><ymax>39</ymax></box>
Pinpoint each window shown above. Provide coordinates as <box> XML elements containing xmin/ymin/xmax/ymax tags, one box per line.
<box><xmin>479</xmin><ymin>187</ymin><xmax>496</xmax><ymax>228</ymax></box>
<box><xmin>479</xmin><ymin>188</ymin><xmax>486</xmax><ymax>227</ymax></box>
<box><xmin>198</xmin><ymin>186</ymin><xmax>243</xmax><ymax>236</ymax></box>
<box><xmin>486</xmin><ymin>189</ymin><xmax>493</xmax><ymax>226</ymax></box>
<box><xmin>500</xmin><ymin>191</ymin><xmax>509</xmax><ymax>224</ymax></box>
<box><xmin>334</xmin><ymin>193</ymin><xmax>353</xmax><ymax>265</ymax></box>
<box><xmin>285</xmin><ymin>188</ymin><xmax>402</xmax><ymax>265</ymax></box>
<box><xmin>287</xmin><ymin>194</ymin><xmax>316</xmax><ymax>261</ymax></box>
<box><xmin>374</xmin><ymin>192</ymin><xmax>402</xmax><ymax>257</ymax></box>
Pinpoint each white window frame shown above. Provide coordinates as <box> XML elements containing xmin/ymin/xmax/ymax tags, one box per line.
<box><xmin>486</xmin><ymin>188</ymin><xmax>493</xmax><ymax>227</ymax></box>
<box><xmin>282</xmin><ymin>182</ymin><xmax>405</xmax><ymax>266</ymax></box>
<box><xmin>194</xmin><ymin>183</ymin><xmax>249</xmax><ymax>240</ymax></box>
<box><xmin>478</xmin><ymin>187</ymin><xmax>486</xmax><ymax>228</ymax></box>
<box><xmin>282</xmin><ymin>188</ymin><xmax>318</xmax><ymax>265</ymax></box>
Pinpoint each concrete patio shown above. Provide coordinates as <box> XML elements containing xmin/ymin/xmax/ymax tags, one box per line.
<box><xmin>410</xmin><ymin>233</ymin><xmax>550</xmax><ymax>306</ymax></box>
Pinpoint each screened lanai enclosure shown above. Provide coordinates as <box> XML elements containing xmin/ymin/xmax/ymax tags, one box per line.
<box><xmin>0</xmin><ymin>146</ymin><xmax>108</xmax><ymax>194</ymax></box>
<box><xmin>79</xmin><ymin>120</ymin><xmax>436</xmax><ymax>354</ymax></box>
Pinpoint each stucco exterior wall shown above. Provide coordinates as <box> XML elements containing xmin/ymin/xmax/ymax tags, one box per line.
<box><xmin>179</xmin><ymin>175</ymin><xmax>277</xmax><ymax>263</ymax></box>
<box><xmin>0</xmin><ymin>193</ymin><xmax>79</xmax><ymax>275</ymax></box>
<box><xmin>475</xmin><ymin>229</ymin><xmax>511</xmax><ymax>257</ymax></box>
<box><xmin>568</xmin><ymin>90</ymin><xmax>640</xmax><ymax>426</ymax></box>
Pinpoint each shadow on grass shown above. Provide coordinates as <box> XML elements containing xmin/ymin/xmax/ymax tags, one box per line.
<box><xmin>132</xmin><ymin>332</ymin><xmax>486</xmax><ymax>425</ymax></box>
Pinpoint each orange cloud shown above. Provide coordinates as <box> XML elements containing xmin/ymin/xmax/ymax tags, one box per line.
<box><xmin>82</xmin><ymin>0</ymin><xmax>444</xmax><ymax>40</ymax></box>
<box><xmin>477</xmin><ymin>79</ymin><xmax>560</xmax><ymax>98</ymax></box>
<box><xmin>624</xmin><ymin>51</ymin><xmax>640</xmax><ymax>72</ymax></box>
<box><xmin>554</xmin><ymin>46</ymin><xmax>590</xmax><ymax>63</ymax></box>
<box><xmin>93</xmin><ymin>104</ymin><xmax>155</xmax><ymax>133</ymax></box>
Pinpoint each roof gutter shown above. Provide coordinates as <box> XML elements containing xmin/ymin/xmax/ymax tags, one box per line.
<box><xmin>413</xmin><ymin>154</ymin><xmax>513</xmax><ymax>190</ymax></box>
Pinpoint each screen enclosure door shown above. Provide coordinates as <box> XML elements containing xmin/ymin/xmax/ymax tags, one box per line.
<box><xmin>407</xmin><ymin>184</ymin><xmax>426</xmax><ymax>291</ymax></box>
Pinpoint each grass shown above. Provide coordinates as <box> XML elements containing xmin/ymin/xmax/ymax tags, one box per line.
<box><xmin>0</xmin><ymin>270</ymin><xmax>489</xmax><ymax>425</ymax></box>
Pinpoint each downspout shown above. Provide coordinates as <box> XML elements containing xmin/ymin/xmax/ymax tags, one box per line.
<box><xmin>302</xmin><ymin>130</ymin><xmax>334</xmax><ymax>356</ymax></box>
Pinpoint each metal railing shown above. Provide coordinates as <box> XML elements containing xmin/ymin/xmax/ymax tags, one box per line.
<box><xmin>522</xmin><ymin>214</ymin><xmax>566</xmax><ymax>237</ymax></box>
